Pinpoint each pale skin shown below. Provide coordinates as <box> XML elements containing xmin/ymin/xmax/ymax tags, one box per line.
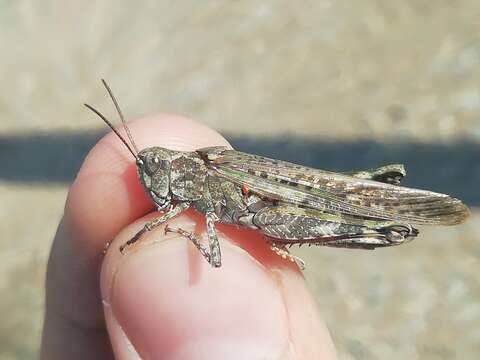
<box><xmin>41</xmin><ymin>114</ymin><xmax>337</xmax><ymax>360</ymax></box>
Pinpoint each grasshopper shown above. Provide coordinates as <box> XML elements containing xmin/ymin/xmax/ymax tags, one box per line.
<box><xmin>85</xmin><ymin>80</ymin><xmax>469</xmax><ymax>268</ymax></box>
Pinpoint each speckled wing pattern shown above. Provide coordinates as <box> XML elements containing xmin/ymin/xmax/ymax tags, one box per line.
<box><xmin>203</xmin><ymin>148</ymin><xmax>469</xmax><ymax>226</ymax></box>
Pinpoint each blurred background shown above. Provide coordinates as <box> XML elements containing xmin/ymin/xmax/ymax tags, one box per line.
<box><xmin>1</xmin><ymin>1</ymin><xmax>479</xmax><ymax>359</ymax></box>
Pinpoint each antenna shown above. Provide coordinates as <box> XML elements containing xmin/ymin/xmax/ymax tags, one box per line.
<box><xmin>84</xmin><ymin>103</ymin><xmax>139</xmax><ymax>160</ymax></box>
<box><xmin>101</xmin><ymin>79</ymin><xmax>140</xmax><ymax>155</ymax></box>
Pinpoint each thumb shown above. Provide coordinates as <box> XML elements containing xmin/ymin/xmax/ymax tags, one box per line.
<box><xmin>100</xmin><ymin>210</ymin><xmax>336</xmax><ymax>360</ymax></box>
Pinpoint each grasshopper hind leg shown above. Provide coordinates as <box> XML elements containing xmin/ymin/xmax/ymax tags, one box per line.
<box><xmin>347</xmin><ymin>164</ymin><xmax>406</xmax><ymax>185</ymax></box>
<box><xmin>306</xmin><ymin>225</ymin><xmax>417</xmax><ymax>250</ymax></box>
<box><xmin>253</xmin><ymin>205</ymin><xmax>419</xmax><ymax>250</ymax></box>
<box><xmin>269</xmin><ymin>242</ymin><xmax>306</xmax><ymax>269</ymax></box>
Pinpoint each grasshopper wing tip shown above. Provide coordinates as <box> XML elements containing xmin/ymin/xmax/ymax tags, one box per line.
<box><xmin>440</xmin><ymin>198</ymin><xmax>470</xmax><ymax>225</ymax></box>
<box><xmin>454</xmin><ymin>201</ymin><xmax>470</xmax><ymax>224</ymax></box>
<box><xmin>408</xmin><ymin>195</ymin><xmax>470</xmax><ymax>226</ymax></box>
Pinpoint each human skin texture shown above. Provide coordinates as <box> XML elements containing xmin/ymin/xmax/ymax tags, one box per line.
<box><xmin>41</xmin><ymin>114</ymin><xmax>336</xmax><ymax>360</ymax></box>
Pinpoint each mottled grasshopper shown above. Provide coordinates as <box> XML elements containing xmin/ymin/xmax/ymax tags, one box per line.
<box><xmin>85</xmin><ymin>80</ymin><xmax>469</xmax><ymax>268</ymax></box>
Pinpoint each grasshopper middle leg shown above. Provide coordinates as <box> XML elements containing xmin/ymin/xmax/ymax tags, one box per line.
<box><xmin>164</xmin><ymin>225</ymin><xmax>212</xmax><ymax>263</ymax></box>
<box><xmin>119</xmin><ymin>202</ymin><xmax>190</xmax><ymax>253</ymax></box>
<box><xmin>206</xmin><ymin>212</ymin><xmax>222</xmax><ymax>267</ymax></box>
<box><xmin>164</xmin><ymin>210</ymin><xmax>222</xmax><ymax>268</ymax></box>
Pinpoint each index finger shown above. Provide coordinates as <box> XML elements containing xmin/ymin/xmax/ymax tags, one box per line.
<box><xmin>41</xmin><ymin>114</ymin><xmax>231</xmax><ymax>359</ymax></box>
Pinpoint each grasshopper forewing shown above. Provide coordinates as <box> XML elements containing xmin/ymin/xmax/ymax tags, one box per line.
<box><xmin>85</xmin><ymin>80</ymin><xmax>470</xmax><ymax>269</ymax></box>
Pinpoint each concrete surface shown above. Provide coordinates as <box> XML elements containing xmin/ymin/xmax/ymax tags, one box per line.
<box><xmin>0</xmin><ymin>1</ymin><xmax>479</xmax><ymax>359</ymax></box>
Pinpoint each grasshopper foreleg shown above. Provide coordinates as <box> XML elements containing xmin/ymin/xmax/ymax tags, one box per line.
<box><xmin>119</xmin><ymin>202</ymin><xmax>190</xmax><ymax>253</ymax></box>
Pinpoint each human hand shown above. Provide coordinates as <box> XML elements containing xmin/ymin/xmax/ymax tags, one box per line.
<box><xmin>41</xmin><ymin>114</ymin><xmax>336</xmax><ymax>359</ymax></box>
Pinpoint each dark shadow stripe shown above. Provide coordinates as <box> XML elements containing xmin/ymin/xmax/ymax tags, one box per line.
<box><xmin>0</xmin><ymin>132</ymin><xmax>103</xmax><ymax>184</ymax></box>
<box><xmin>0</xmin><ymin>132</ymin><xmax>479</xmax><ymax>205</ymax></box>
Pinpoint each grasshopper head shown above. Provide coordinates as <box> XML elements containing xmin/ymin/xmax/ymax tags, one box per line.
<box><xmin>137</xmin><ymin>147</ymin><xmax>175</xmax><ymax>209</ymax></box>
<box><xmin>84</xmin><ymin>80</ymin><xmax>176</xmax><ymax>210</ymax></box>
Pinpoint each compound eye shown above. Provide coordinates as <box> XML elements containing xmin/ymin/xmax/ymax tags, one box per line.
<box><xmin>145</xmin><ymin>154</ymin><xmax>170</xmax><ymax>174</ymax></box>
<box><xmin>145</xmin><ymin>154</ymin><xmax>161</xmax><ymax>174</ymax></box>
<box><xmin>159</xmin><ymin>159</ymin><xmax>170</xmax><ymax>170</ymax></box>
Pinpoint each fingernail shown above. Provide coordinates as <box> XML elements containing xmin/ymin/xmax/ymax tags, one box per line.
<box><xmin>110</xmin><ymin>235</ymin><xmax>292</xmax><ymax>360</ymax></box>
